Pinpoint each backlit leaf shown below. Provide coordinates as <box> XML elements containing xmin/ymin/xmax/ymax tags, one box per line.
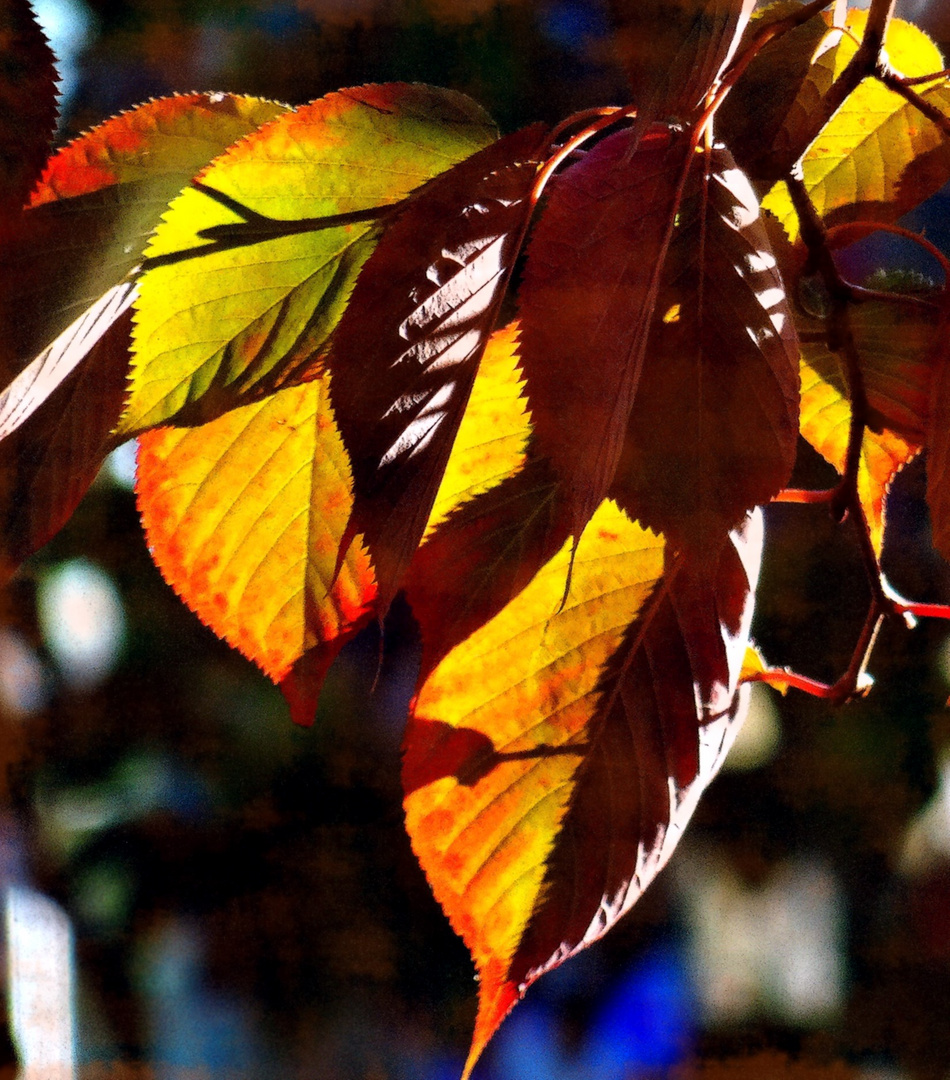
<box><xmin>608</xmin><ymin>0</ymin><xmax>755</xmax><ymax>124</ymax></box>
<box><xmin>328</xmin><ymin>124</ymin><xmax>548</xmax><ymax>608</ymax></box>
<box><xmin>121</xmin><ymin>84</ymin><xmax>499</xmax><ymax>435</ymax></box>
<box><xmin>799</xmin><ymin>290</ymin><xmax>940</xmax><ymax>444</ymax></box>
<box><xmin>717</xmin><ymin>0</ymin><xmax>846</xmax><ymax>186</ymax></box>
<box><xmin>610</xmin><ymin>147</ymin><xmax>799</xmax><ymax>548</ymax></box>
<box><xmin>0</xmin><ymin>93</ymin><xmax>288</xmax><ymax>418</ymax></box>
<box><xmin>799</xmin><ymin>357</ymin><xmax>917</xmax><ymax>556</ymax></box>
<box><xmin>0</xmin><ymin>312</ymin><xmax>131</xmax><ymax>584</ymax></box>
<box><xmin>0</xmin><ymin>0</ymin><xmax>57</xmax><ymax>212</ymax></box>
<box><xmin>424</xmin><ymin>321</ymin><xmax>531</xmax><ymax>537</ymax></box>
<box><xmin>517</xmin><ymin>125</ymin><xmax>691</xmax><ymax>542</ymax></box>
<box><xmin>403</xmin><ymin>505</ymin><xmax>760</xmax><ymax>1077</ymax></box>
<box><xmin>762</xmin><ymin>12</ymin><xmax>950</xmax><ymax>240</ymax></box>
<box><xmin>135</xmin><ymin>378</ymin><xmax>377</xmax><ymax>726</ymax></box>
<box><xmin>406</xmin><ymin>458</ymin><xmax>564</xmax><ymax>674</ymax></box>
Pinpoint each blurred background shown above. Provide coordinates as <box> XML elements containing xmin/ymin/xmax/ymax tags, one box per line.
<box><xmin>5</xmin><ymin>0</ymin><xmax>950</xmax><ymax>1077</ymax></box>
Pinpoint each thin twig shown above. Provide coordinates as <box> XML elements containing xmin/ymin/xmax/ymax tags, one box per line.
<box><xmin>875</xmin><ymin>66</ymin><xmax>950</xmax><ymax>140</ymax></box>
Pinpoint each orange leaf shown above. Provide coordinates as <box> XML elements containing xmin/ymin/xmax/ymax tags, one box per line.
<box><xmin>136</xmin><ymin>379</ymin><xmax>377</xmax><ymax>725</ymax></box>
<box><xmin>403</xmin><ymin>506</ymin><xmax>761</xmax><ymax>1076</ymax></box>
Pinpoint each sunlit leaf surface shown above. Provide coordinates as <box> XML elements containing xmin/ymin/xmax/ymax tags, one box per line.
<box><xmin>121</xmin><ymin>84</ymin><xmax>498</xmax><ymax>434</ymax></box>
<box><xmin>763</xmin><ymin>13</ymin><xmax>950</xmax><ymax>238</ymax></box>
<box><xmin>404</xmin><ymin>505</ymin><xmax>760</xmax><ymax>1078</ymax></box>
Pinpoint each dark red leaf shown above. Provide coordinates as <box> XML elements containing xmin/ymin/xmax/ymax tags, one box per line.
<box><xmin>327</xmin><ymin>123</ymin><xmax>550</xmax><ymax>610</ymax></box>
<box><xmin>404</xmin><ymin>456</ymin><xmax>566</xmax><ymax>676</ymax></box>
<box><xmin>517</xmin><ymin>125</ymin><xmax>690</xmax><ymax>541</ymax></box>
<box><xmin>0</xmin><ymin>0</ymin><xmax>58</xmax><ymax>212</ymax></box>
<box><xmin>610</xmin><ymin>146</ymin><xmax>799</xmax><ymax>548</ymax></box>
<box><xmin>506</xmin><ymin>510</ymin><xmax>760</xmax><ymax>997</ymax></box>
<box><xmin>0</xmin><ymin>311</ymin><xmax>131</xmax><ymax>583</ymax></box>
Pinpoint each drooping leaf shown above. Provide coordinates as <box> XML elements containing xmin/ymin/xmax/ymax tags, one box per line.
<box><xmin>136</xmin><ymin>314</ymin><xmax>537</xmax><ymax>723</ymax></box>
<box><xmin>610</xmin><ymin>147</ymin><xmax>799</xmax><ymax>549</ymax></box>
<box><xmin>0</xmin><ymin>93</ymin><xmax>289</xmax><ymax>414</ymax></box>
<box><xmin>517</xmin><ymin>125</ymin><xmax>691</xmax><ymax>542</ymax></box>
<box><xmin>0</xmin><ymin>312</ymin><xmax>131</xmax><ymax>584</ymax></box>
<box><xmin>327</xmin><ymin>124</ymin><xmax>549</xmax><ymax>609</ymax></box>
<box><xmin>403</xmin><ymin>505</ymin><xmax>761</xmax><ymax>1078</ymax></box>
<box><xmin>120</xmin><ymin>84</ymin><xmax>499</xmax><ymax>436</ymax></box>
<box><xmin>799</xmin><ymin>357</ymin><xmax>917</xmax><ymax>556</ymax></box>
<box><xmin>424</xmin><ymin>321</ymin><xmax>531</xmax><ymax>538</ymax></box>
<box><xmin>135</xmin><ymin>377</ymin><xmax>378</xmax><ymax>726</ymax></box>
<box><xmin>762</xmin><ymin>12</ymin><xmax>950</xmax><ymax>240</ymax></box>
<box><xmin>798</xmin><ymin>288</ymin><xmax>941</xmax><ymax>445</ymax></box>
<box><xmin>406</xmin><ymin>457</ymin><xmax>565</xmax><ymax>674</ymax></box>
<box><xmin>0</xmin><ymin>0</ymin><xmax>58</xmax><ymax>212</ymax></box>
<box><xmin>608</xmin><ymin>0</ymin><xmax>755</xmax><ymax>125</ymax></box>
<box><xmin>717</xmin><ymin>0</ymin><xmax>846</xmax><ymax>186</ymax></box>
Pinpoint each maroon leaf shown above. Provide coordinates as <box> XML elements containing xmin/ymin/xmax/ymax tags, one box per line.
<box><xmin>0</xmin><ymin>0</ymin><xmax>58</xmax><ymax>213</ymax></box>
<box><xmin>517</xmin><ymin>125</ymin><xmax>690</xmax><ymax>542</ymax></box>
<box><xmin>611</xmin><ymin>146</ymin><xmax>799</xmax><ymax>548</ymax></box>
<box><xmin>507</xmin><ymin>509</ymin><xmax>761</xmax><ymax>994</ymax></box>
<box><xmin>327</xmin><ymin>123</ymin><xmax>550</xmax><ymax>610</ymax></box>
<box><xmin>0</xmin><ymin>311</ymin><xmax>131</xmax><ymax>583</ymax></box>
<box><xmin>404</xmin><ymin>456</ymin><xmax>567</xmax><ymax>675</ymax></box>
<box><xmin>608</xmin><ymin>0</ymin><xmax>755</xmax><ymax>124</ymax></box>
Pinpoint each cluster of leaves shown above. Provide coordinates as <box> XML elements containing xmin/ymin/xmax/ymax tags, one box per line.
<box><xmin>4</xmin><ymin>0</ymin><xmax>950</xmax><ymax>1072</ymax></box>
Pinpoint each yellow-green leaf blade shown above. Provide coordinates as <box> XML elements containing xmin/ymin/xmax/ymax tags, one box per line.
<box><xmin>120</xmin><ymin>83</ymin><xmax>498</xmax><ymax>435</ymax></box>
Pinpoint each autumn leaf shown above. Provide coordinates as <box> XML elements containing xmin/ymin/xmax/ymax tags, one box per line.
<box><xmin>0</xmin><ymin>312</ymin><xmax>131</xmax><ymax>584</ymax></box>
<box><xmin>609</xmin><ymin>146</ymin><xmax>799</xmax><ymax>549</ymax></box>
<box><xmin>517</xmin><ymin>125</ymin><xmax>691</xmax><ymax>543</ymax></box>
<box><xmin>327</xmin><ymin>123</ymin><xmax>549</xmax><ymax>609</ymax></box>
<box><xmin>137</xmin><ymin>315</ymin><xmax>536</xmax><ymax>723</ymax></box>
<box><xmin>799</xmin><ymin>357</ymin><xmax>917</xmax><ymax>556</ymax></box>
<box><xmin>424</xmin><ymin>321</ymin><xmax>531</xmax><ymax>537</ymax></box>
<box><xmin>406</xmin><ymin>457</ymin><xmax>565</xmax><ymax>674</ymax></box>
<box><xmin>120</xmin><ymin>84</ymin><xmax>499</xmax><ymax>436</ymax></box>
<box><xmin>135</xmin><ymin>378</ymin><xmax>378</xmax><ymax>726</ymax></box>
<box><xmin>0</xmin><ymin>93</ymin><xmax>289</xmax><ymax>584</ymax></box>
<box><xmin>762</xmin><ymin>12</ymin><xmax>950</xmax><ymax>240</ymax></box>
<box><xmin>717</xmin><ymin>0</ymin><xmax>847</xmax><ymax>186</ymax></box>
<box><xmin>608</xmin><ymin>0</ymin><xmax>755</xmax><ymax>126</ymax></box>
<box><xmin>403</xmin><ymin>505</ymin><xmax>761</xmax><ymax>1078</ymax></box>
<box><xmin>0</xmin><ymin>0</ymin><xmax>57</xmax><ymax>213</ymax></box>
<box><xmin>0</xmin><ymin>93</ymin><xmax>289</xmax><ymax>422</ymax></box>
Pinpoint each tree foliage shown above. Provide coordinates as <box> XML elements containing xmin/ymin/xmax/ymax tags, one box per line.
<box><xmin>4</xmin><ymin>0</ymin><xmax>950</xmax><ymax>1073</ymax></box>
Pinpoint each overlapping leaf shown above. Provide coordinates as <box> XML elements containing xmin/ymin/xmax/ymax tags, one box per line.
<box><xmin>799</xmin><ymin>357</ymin><xmax>917</xmax><ymax>556</ymax></box>
<box><xmin>136</xmin><ymin>378</ymin><xmax>378</xmax><ymax>726</ymax></box>
<box><xmin>717</xmin><ymin>0</ymin><xmax>846</xmax><ymax>186</ymax></box>
<box><xmin>136</xmin><ymin>309</ymin><xmax>536</xmax><ymax>724</ymax></box>
<box><xmin>609</xmin><ymin>147</ymin><xmax>799</xmax><ymax>549</ymax></box>
<box><xmin>120</xmin><ymin>84</ymin><xmax>499</xmax><ymax>435</ymax></box>
<box><xmin>424</xmin><ymin>321</ymin><xmax>531</xmax><ymax>537</ymax></box>
<box><xmin>762</xmin><ymin>12</ymin><xmax>950</xmax><ymax>240</ymax></box>
<box><xmin>608</xmin><ymin>0</ymin><xmax>754</xmax><ymax>125</ymax></box>
<box><xmin>517</xmin><ymin>126</ymin><xmax>691</xmax><ymax>542</ymax></box>
<box><xmin>0</xmin><ymin>0</ymin><xmax>57</xmax><ymax>213</ymax></box>
<box><xmin>0</xmin><ymin>312</ymin><xmax>131</xmax><ymax>584</ymax></box>
<box><xmin>0</xmin><ymin>93</ymin><xmax>289</xmax><ymax>583</ymax></box>
<box><xmin>327</xmin><ymin>124</ymin><xmax>548</xmax><ymax>608</ymax></box>
<box><xmin>403</xmin><ymin>505</ymin><xmax>761</xmax><ymax>1078</ymax></box>
<box><xmin>1</xmin><ymin>93</ymin><xmax>288</xmax><ymax>388</ymax></box>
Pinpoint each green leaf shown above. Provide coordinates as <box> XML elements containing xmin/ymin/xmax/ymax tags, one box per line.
<box><xmin>119</xmin><ymin>83</ymin><xmax>499</xmax><ymax>436</ymax></box>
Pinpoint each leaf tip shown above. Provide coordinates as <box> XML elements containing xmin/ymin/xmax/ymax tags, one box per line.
<box><xmin>461</xmin><ymin>962</ymin><xmax>520</xmax><ymax>1080</ymax></box>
